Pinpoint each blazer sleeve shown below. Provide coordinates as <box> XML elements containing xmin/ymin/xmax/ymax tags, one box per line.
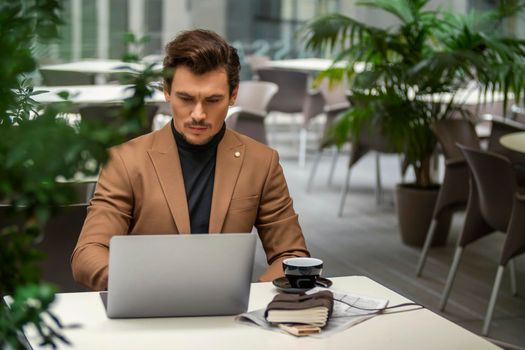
<box><xmin>255</xmin><ymin>149</ymin><xmax>310</xmax><ymax>282</ymax></box>
<box><xmin>71</xmin><ymin>147</ymin><xmax>134</xmax><ymax>291</ymax></box>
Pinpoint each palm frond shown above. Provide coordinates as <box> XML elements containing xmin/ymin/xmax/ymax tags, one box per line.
<box><xmin>356</xmin><ymin>0</ymin><xmax>428</xmax><ymax>24</ymax></box>
<box><xmin>302</xmin><ymin>13</ymin><xmax>383</xmax><ymax>53</ymax></box>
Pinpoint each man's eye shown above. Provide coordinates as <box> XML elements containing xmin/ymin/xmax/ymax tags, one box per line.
<box><xmin>179</xmin><ymin>96</ymin><xmax>193</xmax><ymax>102</ymax></box>
<box><xmin>206</xmin><ymin>98</ymin><xmax>219</xmax><ymax>103</ymax></box>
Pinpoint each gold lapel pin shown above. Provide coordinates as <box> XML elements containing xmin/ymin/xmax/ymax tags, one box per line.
<box><xmin>234</xmin><ymin>151</ymin><xmax>241</xmax><ymax>158</ymax></box>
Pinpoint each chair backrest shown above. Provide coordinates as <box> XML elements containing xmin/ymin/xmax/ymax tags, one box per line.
<box><xmin>432</xmin><ymin>119</ymin><xmax>480</xmax><ymax>160</ymax></box>
<box><xmin>37</xmin><ymin>204</ymin><xmax>89</xmax><ymax>292</ymax></box>
<box><xmin>486</xmin><ymin>115</ymin><xmax>525</xmax><ymax>155</ymax></box>
<box><xmin>357</xmin><ymin>122</ymin><xmax>397</xmax><ymax>153</ymax></box>
<box><xmin>319</xmin><ymin>79</ymin><xmax>348</xmax><ymax>108</ymax></box>
<box><xmin>79</xmin><ymin>104</ymin><xmax>159</xmax><ymax>139</ymax></box>
<box><xmin>226</xmin><ymin>109</ymin><xmax>267</xmax><ymax>144</ymax></box>
<box><xmin>40</xmin><ymin>69</ymin><xmax>95</xmax><ymax>86</ymax></box>
<box><xmin>235</xmin><ymin>81</ymin><xmax>278</xmax><ymax>114</ymax></box>
<box><xmin>0</xmin><ymin>203</ymin><xmax>89</xmax><ymax>292</ymax></box>
<box><xmin>257</xmin><ymin>69</ymin><xmax>308</xmax><ymax>114</ymax></box>
<box><xmin>244</xmin><ymin>55</ymin><xmax>270</xmax><ymax>79</ymax></box>
<box><xmin>458</xmin><ymin>144</ymin><xmax>517</xmax><ymax>231</ymax></box>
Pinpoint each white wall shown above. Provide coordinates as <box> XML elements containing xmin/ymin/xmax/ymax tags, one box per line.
<box><xmin>188</xmin><ymin>0</ymin><xmax>228</xmax><ymax>37</ymax></box>
<box><xmin>162</xmin><ymin>0</ymin><xmax>191</xmax><ymax>45</ymax></box>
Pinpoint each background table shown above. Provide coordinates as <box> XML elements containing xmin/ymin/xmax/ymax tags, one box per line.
<box><xmin>31</xmin><ymin>85</ymin><xmax>166</xmax><ymax>105</ymax></box>
<box><xmin>261</xmin><ymin>58</ymin><xmax>364</xmax><ymax>73</ymax></box>
<box><xmin>21</xmin><ymin>276</ymin><xmax>497</xmax><ymax>350</ymax></box>
<box><xmin>40</xmin><ymin>59</ymin><xmax>162</xmax><ymax>75</ymax></box>
<box><xmin>500</xmin><ymin>131</ymin><xmax>525</xmax><ymax>153</ymax></box>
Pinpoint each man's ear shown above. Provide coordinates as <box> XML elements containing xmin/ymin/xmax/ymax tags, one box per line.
<box><xmin>229</xmin><ymin>86</ymin><xmax>239</xmax><ymax>105</ymax></box>
<box><xmin>163</xmin><ymin>81</ymin><xmax>171</xmax><ymax>102</ymax></box>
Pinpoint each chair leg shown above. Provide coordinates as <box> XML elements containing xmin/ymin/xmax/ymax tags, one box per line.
<box><xmin>416</xmin><ymin>219</ymin><xmax>438</xmax><ymax>277</ymax></box>
<box><xmin>299</xmin><ymin>127</ymin><xmax>307</xmax><ymax>168</ymax></box>
<box><xmin>327</xmin><ymin>146</ymin><xmax>339</xmax><ymax>187</ymax></box>
<box><xmin>375</xmin><ymin>152</ymin><xmax>383</xmax><ymax>206</ymax></box>
<box><xmin>338</xmin><ymin>164</ymin><xmax>352</xmax><ymax>217</ymax></box>
<box><xmin>307</xmin><ymin>150</ymin><xmax>323</xmax><ymax>192</ymax></box>
<box><xmin>440</xmin><ymin>247</ymin><xmax>464</xmax><ymax>311</ymax></box>
<box><xmin>482</xmin><ymin>265</ymin><xmax>505</xmax><ymax>336</ymax></box>
<box><xmin>509</xmin><ymin>259</ymin><xmax>518</xmax><ymax>296</ymax></box>
<box><xmin>399</xmin><ymin>155</ymin><xmax>406</xmax><ymax>183</ymax></box>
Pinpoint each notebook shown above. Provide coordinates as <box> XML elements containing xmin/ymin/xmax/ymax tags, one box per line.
<box><xmin>101</xmin><ymin>232</ymin><xmax>256</xmax><ymax>318</ymax></box>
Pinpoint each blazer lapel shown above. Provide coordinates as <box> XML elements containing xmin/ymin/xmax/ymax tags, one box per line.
<box><xmin>209</xmin><ymin>129</ymin><xmax>245</xmax><ymax>233</ymax></box>
<box><xmin>147</xmin><ymin>122</ymin><xmax>191</xmax><ymax>234</ymax></box>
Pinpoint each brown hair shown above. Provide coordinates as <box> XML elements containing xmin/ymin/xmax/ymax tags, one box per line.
<box><xmin>163</xmin><ymin>29</ymin><xmax>240</xmax><ymax>95</ymax></box>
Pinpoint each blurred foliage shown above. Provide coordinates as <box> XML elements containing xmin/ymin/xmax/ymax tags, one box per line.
<box><xmin>0</xmin><ymin>1</ymin><xmax>160</xmax><ymax>348</ymax></box>
<box><xmin>303</xmin><ymin>0</ymin><xmax>525</xmax><ymax>187</ymax></box>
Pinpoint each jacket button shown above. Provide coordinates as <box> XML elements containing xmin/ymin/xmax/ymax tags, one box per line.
<box><xmin>234</xmin><ymin>151</ymin><xmax>241</xmax><ymax>158</ymax></box>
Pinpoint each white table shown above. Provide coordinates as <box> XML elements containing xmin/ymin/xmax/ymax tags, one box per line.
<box><xmin>261</xmin><ymin>58</ymin><xmax>365</xmax><ymax>73</ymax></box>
<box><xmin>40</xmin><ymin>59</ymin><xmax>162</xmax><ymax>75</ymax></box>
<box><xmin>31</xmin><ymin>85</ymin><xmax>166</xmax><ymax>105</ymax></box>
<box><xmin>264</xmin><ymin>60</ymin><xmax>509</xmax><ymax>110</ymax></box>
<box><xmin>500</xmin><ymin>131</ymin><xmax>525</xmax><ymax>153</ymax></box>
<box><xmin>21</xmin><ymin>276</ymin><xmax>497</xmax><ymax>350</ymax></box>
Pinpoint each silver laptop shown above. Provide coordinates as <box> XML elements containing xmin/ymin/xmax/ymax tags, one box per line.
<box><xmin>101</xmin><ymin>233</ymin><xmax>256</xmax><ymax>318</ymax></box>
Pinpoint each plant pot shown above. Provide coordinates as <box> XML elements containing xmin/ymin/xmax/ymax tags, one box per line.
<box><xmin>396</xmin><ymin>183</ymin><xmax>450</xmax><ymax>247</ymax></box>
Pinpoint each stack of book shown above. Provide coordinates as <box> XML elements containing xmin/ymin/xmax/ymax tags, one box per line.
<box><xmin>265</xmin><ymin>290</ymin><xmax>334</xmax><ymax>336</ymax></box>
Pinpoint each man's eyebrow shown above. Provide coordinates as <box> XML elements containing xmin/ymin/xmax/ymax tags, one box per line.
<box><xmin>205</xmin><ymin>94</ymin><xmax>225</xmax><ymax>99</ymax></box>
<box><xmin>174</xmin><ymin>91</ymin><xmax>194</xmax><ymax>98</ymax></box>
<box><xmin>174</xmin><ymin>92</ymin><xmax>225</xmax><ymax>99</ymax></box>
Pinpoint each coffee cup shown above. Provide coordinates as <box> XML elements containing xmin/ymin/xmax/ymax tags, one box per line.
<box><xmin>282</xmin><ymin>257</ymin><xmax>323</xmax><ymax>289</ymax></box>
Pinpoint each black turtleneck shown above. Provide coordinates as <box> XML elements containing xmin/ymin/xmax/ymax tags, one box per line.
<box><xmin>171</xmin><ymin>122</ymin><xmax>226</xmax><ymax>233</ymax></box>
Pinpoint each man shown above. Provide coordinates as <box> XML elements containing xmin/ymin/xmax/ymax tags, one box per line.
<box><xmin>71</xmin><ymin>29</ymin><xmax>309</xmax><ymax>291</ymax></box>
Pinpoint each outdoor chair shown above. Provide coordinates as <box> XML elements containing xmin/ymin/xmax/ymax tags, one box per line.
<box><xmin>307</xmin><ymin>80</ymin><xmax>351</xmax><ymax>190</ymax></box>
<box><xmin>440</xmin><ymin>145</ymin><xmax>525</xmax><ymax>336</ymax></box>
<box><xmin>40</xmin><ymin>69</ymin><xmax>95</xmax><ymax>86</ymax></box>
<box><xmin>226</xmin><ymin>109</ymin><xmax>268</xmax><ymax>144</ymax></box>
<box><xmin>337</xmin><ymin>122</ymin><xmax>398</xmax><ymax>217</ymax></box>
<box><xmin>416</xmin><ymin>119</ymin><xmax>480</xmax><ymax>276</ymax></box>
<box><xmin>228</xmin><ymin>81</ymin><xmax>279</xmax><ymax>144</ymax></box>
<box><xmin>417</xmin><ymin>116</ymin><xmax>525</xmax><ymax>277</ymax></box>
<box><xmin>257</xmin><ymin>68</ymin><xmax>325</xmax><ymax>167</ymax></box>
<box><xmin>483</xmin><ymin>114</ymin><xmax>525</xmax><ymax>186</ymax></box>
<box><xmin>235</xmin><ymin>81</ymin><xmax>278</xmax><ymax>115</ymax></box>
<box><xmin>244</xmin><ymin>55</ymin><xmax>270</xmax><ymax>80</ymax></box>
<box><xmin>0</xmin><ymin>200</ymin><xmax>89</xmax><ymax>293</ymax></box>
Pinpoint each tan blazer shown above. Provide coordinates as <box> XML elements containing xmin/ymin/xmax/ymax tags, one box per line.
<box><xmin>71</xmin><ymin>122</ymin><xmax>309</xmax><ymax>291</ymax></box>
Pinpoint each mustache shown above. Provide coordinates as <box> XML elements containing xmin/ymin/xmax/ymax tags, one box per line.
<box><xmin>185</xmin><ymin>119</ymin><xmax>211</xmax><ymax>128</ymax></box>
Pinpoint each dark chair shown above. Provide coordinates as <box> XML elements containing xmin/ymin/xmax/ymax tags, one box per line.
<box><xmin>257</xmin><ymin>68</ymin><xmax>325</xmax><ymax>166</ymax></box>
<box><xmin>228</xmin><ymin>81</ymin><xmax>279</xmax><ymax>144</ymax></box>
<box><xmin>484</xmin><ymin>114</ymin><xmax>525</xmax><ymax>186</ymax></box>
<box><xmin>244</xmin><ymin>55</ymin><xmax>270</xmax><ymax>80</ymax></box>
<box><xmin>0</xmin><ymin>203</ymin><xmax>89</xmax><ymax>293</ymax></box>
<box><xmin>37</xmin><ymin>204</ymin><xmax>89</xmax><ymax>292</ymax></box>
<box><xmin>306</xmin><ymin>102</ymin><xmax>349</xmax><ymax>191</ymax></box>
<box><xmin>416</xmin><ymin>119</ymin><xmax>480</xmax><ymax>276</ymax></box>
<box><xmin>337</xmin><ymin>121</ymin><xmax>398</xmax><ymax>216</ymax></box>
<box><xmin>40</xmin><ymin>69</ymin><xmax>95</xmax><ymax>86</ymax></box>
<box><xmin>307</xmin><ymin>80</ymin><xmax>351</xmax><ymax>191</ymax></box>
<box><xmin>79</xmin><ymin>104</ymin><xmax>159</xmax><ymax>140</ymax></box>
<box><xmin>439</xmin><ymin>145</ymin><xmax>525</xmax><ymax>335</ymax></box>
<box><xmin>226</xmin><ymin>109</ymin><xmax>268</xmax><ymax>144</ymax></box>
<box><xmin>235</xmin><ymin>81</ymin><xmax>278</xmax><ymax>115</ymax></box>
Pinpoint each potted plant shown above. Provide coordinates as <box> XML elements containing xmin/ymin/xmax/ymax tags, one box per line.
<box><xmin>0</xmin><ymin>2</ymin><xmax>158</xmax><ymax>348</ymax></box>
<box><xmin>302</xmin><ymin>0</ymin><xmax>525</xmax><ymax>245</ymax></box>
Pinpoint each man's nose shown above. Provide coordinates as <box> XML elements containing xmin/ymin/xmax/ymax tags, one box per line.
<box><xmin>190</xmin><ymin>103</ymin><xmax>206</xmax><ymax>120</ymax></box>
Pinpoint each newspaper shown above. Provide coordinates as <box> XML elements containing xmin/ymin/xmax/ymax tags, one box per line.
<box><xmin>235</xmin><ymin>287</ymin><xmax>388</xmax><ymax>338</ymax></box>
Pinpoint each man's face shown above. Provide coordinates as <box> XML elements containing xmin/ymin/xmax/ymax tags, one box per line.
<box><xmin>164</xmin><ymin>65</ymin><xmax>237</xmax><ymax>145</ymax></box>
